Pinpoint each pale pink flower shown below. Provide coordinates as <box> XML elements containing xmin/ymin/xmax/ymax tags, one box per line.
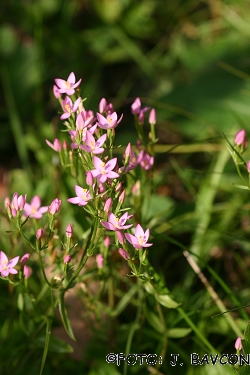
<box><xmin>23</xmin><ymin>265</ymin><xmax>32</xmax><ymax>279</ymax></box>
<box><xmin>48</xmin><ymin>198</ymin><xmax>61</xmax><ymax>214</ymax></box>
<box><xmin>125</xmin><ymin>224</ymin><xmax>153</xmax><ymax>250</ymax></box>
<box><xmin>12</xmin><ymin>192</ymin><xmax>27</xmax><ymax>212</ymax></box>
<box><xmin>0</xmin><ymin>251</ymin><xmax>19</xmax><ymax>277</ymax></box>
<box><xmin>46</xmin><ymin>138</ymin><xmax>62</xmax><ymax>152</ymax></box>
<box><xmin>23</xmin><ymin>196</ymin><xmax>48</xmax><ymax>219</ymax></box>
<box><xmin>96</xmin><ymin>112</ymin><xmax>123</xmax><ymax>130</ymax></box>
<box><xmin>137</xmin><ymin>151</ymin><xmax>154</xmax><ymax>170</ymax></box>
<box><xmin>55</xmin><ymin>72</ymin><xmax>82</xmax><ymax>96</ymax></box>
<box><xmin>119</xmin><ymin>248</ymin><xmax>130</xmax><ymax>260</ymax></box>
<box><xmin>101</xmin><ymin>212</ymin><xmax>133</xmax><ymax>231</ymax></box>
<box><xmin>67</xmin><ymin>185</ymin><xmax>91</xmax><ymax>206</ymax></box>
<box><xmin>60</xmin><ymin>96</ymin><xmax>81</xmax><ymax>120</ymax></box>
<box><xmin>96</xmin><ymin>254</ymin><xmax>104</xmax><ymax>269</ymax></box>
<box><xmin>80</xmin><ymin>131</ymin><xmax>106</xmax><ymax>154</ymax></box>
<box><xmin>235</xmin><ymin>337</ymin><xmax>242</xmax><ymax>350</ymax></box>
<box><xmin>90</xmin><ymin>156</ymin><xmax>119</xmax><ymax>183</ymax></box>
<box><xmin>76</xmin><ymin>111</ymin><xmax>94</xmax><ymax>130</ymax></box>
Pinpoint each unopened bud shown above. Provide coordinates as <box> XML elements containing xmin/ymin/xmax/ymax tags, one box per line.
<box><xmin>66</xmin><ymin>224</ymin><xmax>73</xmax><ymax>238</ymax></box>
<box><xmin>64</xmin><ymin>254</ymin><xmax>71</xmax><ymax>264</ymax></box>
<box><xmin>149</xmin><ymin>108</ymin><xmax>156</xmax><ymax>125</ymax></box>
<box><xmin>119</xmin><ymin>248</ymin><xmax>130</xmax><ymax>260</ymax></box>
<box><xmin>235</xmin><ymin>337</ymin><xmax>242</xmax><ymax>350</ymax></box>
<box><xmin>36</xmin><ymin>228</ymin><xmax>44</xmax><ymax>239</ymax></box>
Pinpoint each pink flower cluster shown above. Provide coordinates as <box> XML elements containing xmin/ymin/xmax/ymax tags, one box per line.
<box><xmin>51</xmin><ymin>73</ymin><xmax>156</xmax><ymax>259</ymax></box>
<box><xmin>0</xmin><ymin>251</ymin><xmax>32</xmax><ymax>279</ymax></box>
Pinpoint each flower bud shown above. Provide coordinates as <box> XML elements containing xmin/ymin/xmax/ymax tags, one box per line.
<box><xmin>66</xmin><ymin>224</ymin><xmax>73</xmax><ymax>238</ymax></box>
<box><xmin>96</xmin><ymin>254</ymin><xmax>104</xmax><ymax>269</ymax></box>
<box><xmin>21</xmin><ymin>253</ymin><xmax>30</xmax><ymax>265</ymax></box>
<box><xmin>36</xmin><ymin>228</ymin><xmax>43</xmax><ymax>239</ymax></box>
<box><xmin>104</xmin><ymin>198</ymin><xmax>112</xmax><ymax>213</ymax></box>
<box><xmin>48</xmin><ymin>198</ymin><xmax>61</xmax><ymax>214</ymax></box>
<box><xmin>86</xmin><ymin>171</ymin><xmax>94</xmax><ymax>186</ymax></box>
<box><xmin>64</xmin><ymin>254</ymin><xmax>71</xmax><ymax>264</ymax></box>
<box><xmin>119</xmin><ymin>190</ymin><xmax>126</xmax><ymax>204</ymax></box>
<box><xmin>12</xmin><ymin>192</ymin><xmax>27</xmax><ymax>211</ymax></box>
<box><xmin>149</xmin><ymin>108</ymin><xmax>156</xmax><ymax>125</ymax></box>
<box><xmin>24</xmin><ymin>265</ymin><xmax>32</xmax><ymax>279</ymax></box>
<box><xmin>119</xmin><ymin>248</ymin><xmax>130</xmax><ymax>260</ymax></box>
<box><xmin>116</xmin><ymin>231</ymin><xmax>125</xmax><ymax>244</ymax></box>
<box><xmin>235</xmin><ymin>130</ymin><xmax>247</xmax><ymax>149</ymax></box>
<box><xmin>53</xmin><ymin>85</ymin><xmax>61</xmax><ymax>99</ymax></box>
<box><xmin>235</xmin><ymin>337</ymin><xmax>242</xmax><ymax>350</ymax></box>
<box><xmin>104</xmin><ymin>236</ymin><xmax>111</xmax><ymax>248</ymax></box>
<box><xmin>99</xmin><ymin>98</ymin><xmax>107</xmax><ymax>113</ymax></box>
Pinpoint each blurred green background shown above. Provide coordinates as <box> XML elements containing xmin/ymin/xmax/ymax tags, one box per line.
<box><xmin>1</xmin><ymin>0</ymin><xmax>250</xmax><ymax>171</ymax></box>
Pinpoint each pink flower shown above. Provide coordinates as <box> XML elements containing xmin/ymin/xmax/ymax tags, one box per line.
<box><xmin>235</xmin><ymin>337</ymin><xmax>242</xmax><ymax>350</ymax></box>
<box><xmin>46</xmin><ymin>138</ymin><xmax>62</xmax><ymax>152</ymax></box>
<box><xmin>23</xmin><ymin>265</ymin><xmax>32</xmax><ymax>279</ymax></box>
<box><xmin>119</xmin><ymin>248</ymin><xmax>130</xmax><ymax>260</ymax></box>
<box><xmin>55</xmin><ymin>72</ymin><xmax>82</xmax><ymax>96</ymax></box>
<box><xmin>125</xmin><ymin>224</ymin><xmax>153</xmax><ymax>250</ymax></box>
<box><xmin>96</xmin><ymin>254</ymin><xmax>104</xmax><ymax>269</ymax></box>
<box><xmin>23</xmin><ymin>196</ymin><xmax>48</xmax><ymax>219</ymax></box>
<box><xmin>60</xmin><ymin>96</ymin><xmax>81</xmax><ymax>120</ymax></box>
<box><xmin>90</xmin><ymin>156</ymin><xmax>119</xmax><ymax>183</ymax></box>
<box><xmin>12</xmin><ymin>192</ymin><xmax>27</xmax><ymax>212</ymax></box>
<box><xmin>86</xmin><ymin>171</ymin><xmax>94</xmax><ymax>186</ymax></box>
<box><xmin>48</xmin><ymin>198</ymin><xmax>61</xmax><ymax>214</ymax></box>
<box><xmin>0</xmin><ymin>251</ymin><xmax>19</xmax><ymax>277</ymax></box>
<box><xmin>96</xmin><ymin>112</ymin><xmax>123</xmax><ymax>130</ymax></box>
<box><xmin>80</xmin><ymin>131</ymin><xmax>107</xmax><ymax>154</ymax></box>
<box><xmin>76</xmin><ymin>111</ymin><xmax>94</xmax><ymax>130</ymax></box>
<box><xmin>21</xmin><ymin>253</ymin><xmax>30</xmax><ymax>266</ymax></box>
<box><xmin>137</xmin><ymin>151</ymin><xmax>154</xmax><ymax>170</ymax></box>
<box><xmin>67</xmin><ymin>185</ymin><xmax>91</xmax><ymax>206</ymax></box>
<box><xmin>101</xmin><ymin>212</ymin><xmax>133</xmax><ymax>231</ymax></box>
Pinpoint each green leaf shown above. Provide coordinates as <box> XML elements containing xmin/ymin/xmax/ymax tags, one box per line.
<box><xmin>109</xmin><ymin>284</ymin><xmax>138</xmax><ymax>317</ymax></box>
<box><xmin>168</xmin><ymin>327</ymin><xmax>192</xmax><ymax>338</ymax></box>
<box><xmin>37</xmin><ymin>334</ymin><xmax>73</xmax><ymax>354</ymax></box>
<box><xmin>155</xmin><ymin>294</ymin><xmax>180</xmax><ymax>309</ymax></box>
<box><xmin>58</xmin><ymin>290</ymin><xmax>76</xmax><ymax>341</ymax></box>
<box><xmin>233</xmin><ymin>184</ymin><xmax>250</xmax><ymax>190</ymax></box>
<box><xmin>39</xmin><ymin>317</ymin><xmax>52</xmax><ymax>375</ymax></box>
<box><xmin>146</xmin><ymin>310</ymin><xmax>165</xmax><ymax>334</ymax></box>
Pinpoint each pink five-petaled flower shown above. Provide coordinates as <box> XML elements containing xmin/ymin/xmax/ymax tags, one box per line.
<box><xmin>90</xmin><ymin>156</ymin><xmax>119</xmax><ymax>183</ymax></box>
<box><xmin>46</xmin><ymin>138</ymin><xmax>62</xmax><ymax>152</ymax></box>
<box><xmin>80</xmin><ymin>131</ymin><xmax>107</xmax><ymax>154</ymax></box>
<box><xmin>131</xmin><ymin>97</ymin><xmax>150</xmax><ymax>115</ymax></box>
<box><xmin>0</xmin><ymin>251</ymin><xmax>19</xmax><ymax>277</ymax></box>
<box><xmin>67</xmin><ymin>185</ymin><xmax>91</xmax><ymax>206</ymax></box>
<box><xmin>23</xmin><ymin>196</ymin><xmax>48</xmax><ymax>219</ymax></box>
<box><xmin>137</xmin><ymin>151</ymin><xmax>154</xmax><ymax>170</ymax></box>
<box><xmin>55</xmin><ymin>72</ymin><xmax>82</xmax><ymax>96</ymax></box>
<box><xmin>101</xmin><ymin>212</ymin><xmax>133</xmax><ymax>231</ymax></box>
<box><xmin>125</xmin><ymin>224</ymin><xmax>153</xmax><ymax>250</ymax></box>
<box><xmin>60</xmin><ymin>96</ymin><xmax>81</xmax><ymax>120</ymax></box>
<box><xmin>96</xmin><ymin>112</ymin><xmax>123</xmax><ymax>130</ymax></box>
